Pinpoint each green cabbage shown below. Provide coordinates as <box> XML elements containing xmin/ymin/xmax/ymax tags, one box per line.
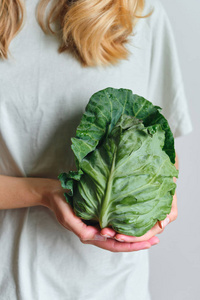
<box><xmin>59</xmin><ymin>88</ymin><xmax>178</xmax><ymax>236</ymax></box>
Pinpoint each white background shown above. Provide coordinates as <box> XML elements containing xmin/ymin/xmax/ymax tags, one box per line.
<box><xmin>149</xmin><ymin>0</ymin><xmax>200</xmax><ymax>299</ymax></box>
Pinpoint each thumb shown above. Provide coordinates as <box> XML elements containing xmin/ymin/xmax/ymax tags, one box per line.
<box><xmin>158</xmin><ymin>215</ymin><xmax>170</xmax><ymax>229</ymax></box>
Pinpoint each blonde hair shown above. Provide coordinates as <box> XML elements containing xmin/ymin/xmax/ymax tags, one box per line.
<box><xmin>0</xmin><ymin>0</ymin><xmax>24</xmax><ymax>59</ymax></box>
<box><xmin>0</xmin><ymin>0</ymin><xmax>146</xmax><ymax>66</ymax></box>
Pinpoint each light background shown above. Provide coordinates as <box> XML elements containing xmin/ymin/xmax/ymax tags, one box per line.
<box><xmin>149</xmin><ymin>0</ymin><xmax>200</xmax><ymax>299</ymax></box>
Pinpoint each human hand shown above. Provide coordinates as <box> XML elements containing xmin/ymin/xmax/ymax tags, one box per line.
<box><xmin>101</xmin><ymin>192</ymin><xmax>178</xmax><ymax>244</ymax></box>
<box><xmin>47</xmin><ymin>181</ymin><xmax>160</xmax><ymax>252</ymax></box>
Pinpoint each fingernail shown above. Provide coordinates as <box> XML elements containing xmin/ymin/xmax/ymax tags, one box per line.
<box><xmin>94</xmin><ymin>234</ymin><xmax>107</xmax><ymax>241</ymax></box>
<box><xmin>101</xmin><ymin>234</ymin><xmax>111</xmax><ymax>238</ymax></box>
<box><xmin>115</xmin><ymin>238</ymin><xmax>125</xmax><ymax>243</ymax></box>
<box><xmin>161</xmin><ymin>217</ymin><xmax>170</xmax><ymax>229</ymax></box>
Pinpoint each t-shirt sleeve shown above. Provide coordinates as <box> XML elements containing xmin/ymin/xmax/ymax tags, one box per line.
<box><xmin>147</xmin><ymin>0</ymin><xmax>192</xmax><ymax>138</ymax></box>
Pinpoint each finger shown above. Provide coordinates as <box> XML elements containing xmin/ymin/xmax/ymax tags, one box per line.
<box><xmin>148</xmin><ymin>236</ymin><xmax>160</xmax><ymax>246</ymax></box>
<box><xmin>100</xmin><ymin>227</ymin><xmax>116</xmax><ymax>239</ymax></box>
<box><xmin>101</xmin><ymin>229</ymin><xmax>160</xmax><ymax>246</ymax></box>
<box><xmin>114</xmin><ymin>222</ymin><xmax>163</xmax><ymax>243</ymax></box>
<box><xmin>158</xmin><ymin>215</ymin><xmax>170</xmax><ymax>230</ymax></box>
<box><xmin>83</xmin><ymin>238</ymin><xmax>152</xmax><ymax>252</ymax></box>
<box><xmin>158</xmin><ymin>193</ymin><xmax>178</xmax><ymax>228</ymax></box>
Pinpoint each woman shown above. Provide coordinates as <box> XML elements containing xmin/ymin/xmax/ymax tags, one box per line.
<box><xmin>0</xmin><ymin>0</ymin><xmax>192</xmax><ymax>299</ymax></box>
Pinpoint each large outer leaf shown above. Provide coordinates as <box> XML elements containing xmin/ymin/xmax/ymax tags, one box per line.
<box><xmin>71</xmin><ymin>116</ymin><xmax>178</xmax><ymax>236</ymax></box>
<box><xmin>71</xmin><ymin>88</ymin><xmax>176</xmax><ymax>164</ymax></box>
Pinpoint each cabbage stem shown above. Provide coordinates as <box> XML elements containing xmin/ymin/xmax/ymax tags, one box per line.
<box><xmin>99</xmin><ymin>147</ymin><xmax>116</xmax><ymax>228</ymax></box>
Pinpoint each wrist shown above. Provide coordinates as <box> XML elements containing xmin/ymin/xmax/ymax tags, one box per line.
<box><xmin>38</xmin><ymin>178</ymin><xmax>64</xmax><ymax>209</ymax></box>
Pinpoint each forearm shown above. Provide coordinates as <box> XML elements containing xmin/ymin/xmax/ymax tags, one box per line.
<box><xmin>0</xmin><ymin>175</ymin><xmax>61</xmax><ymax>210</ymax></box>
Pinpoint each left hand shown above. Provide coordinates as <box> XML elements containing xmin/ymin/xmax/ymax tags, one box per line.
<box><xmin>100</xmin><ymin>192</ymin><xmax>178</xmax><ymax>243</ymax></box>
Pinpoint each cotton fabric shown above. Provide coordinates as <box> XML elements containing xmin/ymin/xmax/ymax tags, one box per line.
<box><xmin>0</xmin><ymin>0</ymin><xmax>192</xmax><ymax>299</ymax></box>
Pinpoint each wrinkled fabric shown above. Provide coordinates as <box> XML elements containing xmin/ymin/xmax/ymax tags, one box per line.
<box><xmin>0</xmin><ymin>0</ymin><xmax>192</xmax><ymax>299</ymax></box>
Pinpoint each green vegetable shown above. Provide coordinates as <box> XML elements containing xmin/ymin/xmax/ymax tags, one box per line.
<box><xmin>59</xmin><ymin>88</ymin><xmax>178</xmax><ymax>236</ymax></box>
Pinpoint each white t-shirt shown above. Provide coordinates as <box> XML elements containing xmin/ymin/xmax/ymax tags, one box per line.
<box><xmin>0</xmin><ymin>0</ymin><xmax>192</xmax><ymax>299</ymax></box>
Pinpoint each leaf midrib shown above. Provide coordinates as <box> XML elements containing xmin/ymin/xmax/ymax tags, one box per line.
<box><xmin>99</xmin><ymin>146</ymin><xmax>117</xmax><ymax>228</ymax></box>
